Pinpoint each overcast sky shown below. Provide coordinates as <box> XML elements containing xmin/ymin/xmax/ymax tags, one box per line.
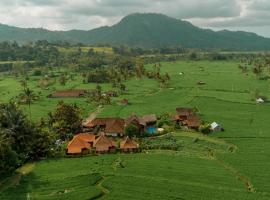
<box><xmin>0</xmin><ymin>0</ymin><xmax>270</xmax><ymax>37</ymax></box>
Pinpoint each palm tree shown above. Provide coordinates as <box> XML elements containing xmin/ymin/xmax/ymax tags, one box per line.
<box><xmin>23</xmin><ymin>87</ymin><xmax>35</xmax><ymax>121</ymax></box>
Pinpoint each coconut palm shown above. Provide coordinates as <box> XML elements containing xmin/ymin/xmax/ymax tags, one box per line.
<box><xmin>23</xmin><ymin>87</ymin><xmax>35</xmax><ymax>121</ymax></box>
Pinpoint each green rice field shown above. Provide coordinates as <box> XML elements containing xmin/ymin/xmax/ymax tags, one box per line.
<box><xmin>1</xmin><ymin>60</ymin><xmax>270</xmax><ymax>199</ymax></box>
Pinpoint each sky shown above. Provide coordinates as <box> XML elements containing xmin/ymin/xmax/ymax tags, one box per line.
<box><xmin>0</xmin><ymin>0</ymin><xmax>270</xmax><ymax>37</ymax></box>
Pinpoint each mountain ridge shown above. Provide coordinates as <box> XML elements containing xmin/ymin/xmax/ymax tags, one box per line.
<box><xmin>0</xmin><ymin>13</ymin><xmax>270</xmax><ymax>50</ymax></box>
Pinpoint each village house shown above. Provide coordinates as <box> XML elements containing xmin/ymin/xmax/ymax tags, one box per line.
<box><xmin>120</xmin><ymin>137</ymin><xmax>139</xmax><ymax>153</ymax></box>
<box><xmin>66</xmin><ymin>133</ymin><xmax>96</xmax><ymax>155</ymax></box>
<box><xmin>93</xmin><ymin>133</ymin><xmax>116</xmax><ymax>153</ymax></box>
<box><xmin>125</xmin><ymin>114</ymin><xmax>144</xmax><ymax>132</ymax></box>
<box><xmin>173</xmin><ymin>108</ymin><xmax>194</xmax><ymax>124</ymax></box>
<box><xmin>84</xmin><ymin>118</ymin><xmax>125</xmax><ymax>137</ymax></box>
<box><xmin>140</xmin><ymin>114</ymin><xmax>157</xmax><ymax>134</ymax></box>
<box><xmin>49</xmin><ymin>89</ymin><xmax>87</xmax><ymax>98</ymax></box>
<box><xmin>185</xmin><ymin>115</ymin><xmax>201</xmax><ymax>130</ymax></box>
<box><xmin>125</xmin><ymin>114</ymin><xmax>157</xmax><ymax>134</ymax></box>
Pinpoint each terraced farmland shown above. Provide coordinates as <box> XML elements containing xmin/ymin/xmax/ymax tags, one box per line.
<box><xmin>1</xmin><ymin>60</ymin><xmax>270</xmax><ymax>199</ymax></box>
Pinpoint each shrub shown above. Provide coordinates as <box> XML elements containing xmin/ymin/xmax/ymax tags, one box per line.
<box><xmin>124</xmin><ymin>124</ymin><xmax>140</xmax><ymax>137</ymax></box>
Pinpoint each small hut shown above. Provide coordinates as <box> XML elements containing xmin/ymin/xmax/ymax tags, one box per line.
<box><xmin>210</xmin><ymin>122</ymin><xmax>223</xmax><ymax>132</ymax></box>
<box><xmin>197</xmin><ymin>81</ymin><xmax>206</xmax><ymax>85</ymax></box>
<box><xmin>120</xmin><ymin>137</ymin><xmax>139</xmax><ymax>153</ymax></box>
<box><xmin>256</xmin><ymin>98</ymin><xmax>265</xmax><ymax>104</ymax></box>
<box><xmin>93</xmin><ymin>134</ymin><xmax>116</xmax><ymax>154</ymax></box>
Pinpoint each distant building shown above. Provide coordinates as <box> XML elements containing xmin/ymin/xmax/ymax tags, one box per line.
<box><xmin>256</xmin><ymin>98</ymin><xmax>265</xmax><ymax>104</ymax></box>
<box><xmin>174</xmin><ymin>108</ymin><xmax>194</xmax><ymax>123</ymax></box>
<box><xmin>197</xmin><ymin>81</ymin><xmax>206</xmax><ymax>85</ymax></box>
<box><xmin>49</xmin><ymin>89</ymin><xmax>87</xmax><ymax>98</ymax></box>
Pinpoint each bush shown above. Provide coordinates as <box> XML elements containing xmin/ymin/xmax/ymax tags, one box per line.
<box><xmin>199</xmin><ymin>124</ymin><xmax>211</xmax><ymax>134</ymax></box>
<box><xmin>125</xmin><ymin>124</ymin><xmax>140</xmax><ymax>137</ymax></box>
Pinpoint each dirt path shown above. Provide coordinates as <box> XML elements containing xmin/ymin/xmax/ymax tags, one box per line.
<box><xmin>96</xmin><ymin>176</ymin><xmax>110</xmax><ymax>194</ymax></box>
<box><xmin>83</xmin><ymin>106</ymin><xmax>103</xmax><ymax>126</ymax></box>
<box><xmin>205</xmin><ymin>150</ymin><xmax>255</xmax><ymax>193</ymax></box>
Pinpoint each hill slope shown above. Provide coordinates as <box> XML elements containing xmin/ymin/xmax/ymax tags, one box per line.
<box><xmin>1</xmin><ymin>13</ymin><xmax>270</xmax><ymax>50</ymax></box>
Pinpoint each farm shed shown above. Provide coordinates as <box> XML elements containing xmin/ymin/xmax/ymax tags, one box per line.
<box><xmin>197</xmin><ymin>81</ymin><xmax>206</xmax><ymax>85</ymax></box>
<box><xmin>120</xmin><ymin>137</ymin><xmax>139</xmax><ymax>153</ymax></box>
<box><xmin>66</xmin><ymin>133</ymin><xmax>96</xmax><ymax>155</ymax></box>
<box><xmin>210</xmin><ymin>122</ymin><xmax>222</xmax><ymax>132</ymax></box>
<box><xmin>49</xmin><ymin>89</ymin><xmax>87</xmax><ymax>98</ymax></box>
<box><xmin>256</xmin><ymin>98</ymin><xmax>264</xmax><ymax>104</ymax></box>
<box><xmin>93</xmin><ymin>134</ymin><xmax>116</xmax><ymax>153</ymax></box>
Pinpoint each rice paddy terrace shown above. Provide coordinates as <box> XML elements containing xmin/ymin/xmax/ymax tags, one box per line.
<box><xmin>1</xmin><ymin>60</ymin><xmax>270</xmax><ymax>199</ymax></box>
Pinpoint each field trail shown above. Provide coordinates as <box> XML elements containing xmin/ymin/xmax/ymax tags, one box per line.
<box><xmin>93</xmin><ymin>176</ymin><xmax>110</xmax><ymax>199</ymax></box>
<box><xmin>83</xmin><ymin>106</ymin><xmax>103</xmax><ymax>126</ymax></box>
<box><xmin>210</xmin><ymin>152</ymin><xmax>255</xmax><ymax>193</ymax></box>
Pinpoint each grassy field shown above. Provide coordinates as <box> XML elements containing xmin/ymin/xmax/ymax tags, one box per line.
<box><xmin>1</xmin><ymin>60</ymin><xmax>270</xmax><ymax>199</ymax></box>
<box><xmin>1</xmin><ymin>131</ymin><xmax>265</xmax><ymax>200</ymax></box>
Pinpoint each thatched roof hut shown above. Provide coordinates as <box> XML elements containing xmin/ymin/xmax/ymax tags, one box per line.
<box><xmin>120</xmin><ymin>137</ymin><xmax>139</xmax><ymax>152</ymax></box>
<box><xmin>66</xmin><ymin>133</ymin><xmax>95</xmax><ymax>154</ymax></box>
<box><xmin>93</xmin><ymin>134</ymin><xmax>116</xmax><ymax>153</ymax></box>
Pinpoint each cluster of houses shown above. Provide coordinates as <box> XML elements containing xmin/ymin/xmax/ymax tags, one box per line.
<box><xmin>66</xmin><ymin>113</ymin><xmax>158</xmax><ymax>155</ymax></box>
<box><xmin>173</xmin><ymin>107</ymin><xmax>201</xmax><ymax>130</ymax></box>
<box><xmin>172</xmin><ymin>107</ymin><xmax>222</xmax><ymax>132</ymax></box>
<box><xmin>83</xmin><ymin>114</ymin><xmax>158</xmax><ymax>137</ymax></box>
<box><xmin>66</xmin><ymin>108</ymin><xmax>223</xmax><ymax>155</ymax></box>
<box><xmin>67</xmin><ymin>133</ymin><xmax>139</xmax><ymax>155</ymax></box>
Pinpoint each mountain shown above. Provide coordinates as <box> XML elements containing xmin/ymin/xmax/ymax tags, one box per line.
<box><xmin>1</xmin><ymin>13</ymin><xmax>270</xmax><ymax>50</ymax></box>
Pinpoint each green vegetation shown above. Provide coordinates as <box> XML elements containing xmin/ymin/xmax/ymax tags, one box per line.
<box><xmin>1</xmin><ymin>42</ymin><xmax>270</xmax><ymax>199</ymax></box>
<box><xmin>1</xmin><ymin>13</ymin><xmax>270</xmax><ymax>50</ymax></box>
